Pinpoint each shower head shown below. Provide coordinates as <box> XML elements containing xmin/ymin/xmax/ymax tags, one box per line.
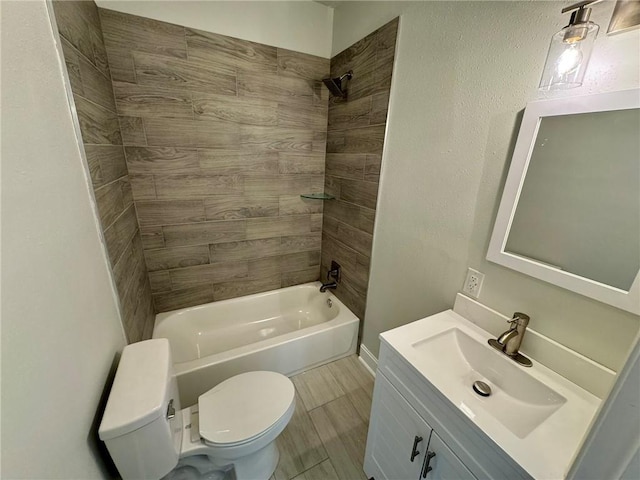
<box><xmin>322</xmin><ymin>70</ymin><xmax>353</xmax><ymax>98</ymax></box>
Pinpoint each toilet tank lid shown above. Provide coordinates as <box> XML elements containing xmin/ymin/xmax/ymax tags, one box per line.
<box><xmin>99</xmin><ymin>339</ymin><xmax>173</xmax><ymax>441</ymax></box>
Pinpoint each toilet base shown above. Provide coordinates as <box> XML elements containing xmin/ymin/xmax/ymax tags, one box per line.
<box><xmin>211</xmin><ymin>441</ymin><xmax>279</xmax><ymax>480</ymax></box>
<box><xmin>163</xmin><ymin>458</ymin><xmax>230</xmax><ymax>480</ymax></box>
<box><xmin>168</xmin><ymin>442</ymin><xmax>279</xmax><ymax>480</ymax></box>
<box><xmin>174</xmin><ymin>406</ymin><xmax>287</xmax><ymax>480</ymax></box>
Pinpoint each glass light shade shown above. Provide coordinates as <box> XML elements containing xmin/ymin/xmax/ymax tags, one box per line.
<box><xmin>539</xmin><ymin>22</ymin><xmax>599</xmax><ymax>90</ymax></box>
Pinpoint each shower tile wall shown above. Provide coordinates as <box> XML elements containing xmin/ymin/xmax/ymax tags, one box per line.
<box><xmin>52</xmin><ymin>0</ymin><xmax>155</xmax><ymax>342</ymax></box>
<box><xmin>99</xmin><ymin>9</ymin><xmax>330</xmax><ymax>312</ymax></box>
<box><xmin>321</xmin><ymin>18</ymin><xmax>398</xmax><ymax>323</ymax></box>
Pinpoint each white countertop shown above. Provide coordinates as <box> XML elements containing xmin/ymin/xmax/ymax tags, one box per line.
<box><xmin>380</xmin><ymin>310</ymin><xmax>601</xmax><ymax>480</ymax></box>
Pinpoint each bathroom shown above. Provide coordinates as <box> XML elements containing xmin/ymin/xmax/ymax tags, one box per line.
<box><xmin>2</xmin><ymin>0</ymin><xmax>638</xmax><ymax>478</ymax></box>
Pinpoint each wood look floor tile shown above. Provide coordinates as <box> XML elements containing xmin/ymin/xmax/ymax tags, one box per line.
<box><xmin>99</xmin><ymin>8</ymin><xmax>188</xmax><ymax>61</ymax></box>
<box><xmin>277</xmin><ymin>48</ymin><xmax>329</xmax><ymax>81</ymax></box>
<box><xmin>213</xmin><ymin>274</ymin><xmax>281</xmax><ymax>301</ymax></box>
<box><xmin>153</xmin><ymin>284</ymin><xmax>214</xmax><ymax>313</ymax></box>
<box><xmin>322</xmin><ymin>396</ymin><xmax>369</xmax><ymax>467</ymax></box>
<box><xmin>209</xmin><ymin>238</ymin><xmax>281</xmax><ymax>263</ymax></box>
<box><xmin>148</xmin><ymin>270</ymin><xmax>171</xmax><ymax>293</ymax></box>
<box><xmin>74</xmin><ymin>94</ymin><xmax>121</xmax><ymax>145</ymax></box>
<box><xmin>84</xmin><ymin>145</ymin><xmax>128</xmax><ymax>188</ymax></box>
<box><xmin>346</xmin><ymin>386</ymin><xmax>373</xmax><ymax>424</ymax></box>
<box><xmin>292</xmin><ymin>364</ymin><xmax>345</xmax><ymax>411</ymax></box>
<box><xmin>53</xmin><ymin>0</ymin><xmax>96</xmax><ymax>61</ymax></box>
<box><xmin>274</xmin><ymin>394</ymin><xmax>328</xmax><ymax>480</ymax></box>
<box><xmin>119</xmin><ymin>116</ymin><xmax>147</xmax><ymax>146</ymax></box>
<box><xmin>308</xmin><ymin>399</ymin><xmax>368</xmax><ymax>480</ymax></box>
<box><xmin>186</xmin><ymin>27</ymin><xmax>277</xmax><ymax>74</ymax></box>
<box><xmin>103</xmin><ymin>205</ymin><xmax>139</xmax><ymax>267</ymax></box>
<box><xmin>290</xmin><ymin>459</ymin><xmax>339</xmax><ymax>480</ymax></box>
<box><xmin>327</xmin><ymin>355</ymin><xmax>374</xmax><ymax>395</ymax></box>
<box><xmin>78</xmin><ymin>53</ymin><xmax>117</xmax><ymax>112</ymax></box>
<box><xmin>144</xmin><ymin>244</ymin><xmax>210</xmax><ymax>272</ymax></box>
<box><xmin>281</xmin><ymin>267</ymin><xmax>320</xmax><ymax>288</ymax></box>
<box><xmin>113</xmin><ymin>82</ymin><xmax>194</xmax><ymax>119</ymax></box>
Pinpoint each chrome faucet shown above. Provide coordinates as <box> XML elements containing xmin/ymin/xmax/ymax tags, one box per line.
<box><xmin>488</xmin><ymin>312</ymin><xmax>533</xmax><ymax>367</ymax></box>
<box><xmin>320</xmin><ymin>261</ymin><xmax>341</xmax><ymax>292</ymax></box>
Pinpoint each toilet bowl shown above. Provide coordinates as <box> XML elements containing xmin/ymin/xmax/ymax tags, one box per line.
<box><xmin>98</xmin><ymin>339</ymin><xmax>295</xmax><ymax>480</ymax></box>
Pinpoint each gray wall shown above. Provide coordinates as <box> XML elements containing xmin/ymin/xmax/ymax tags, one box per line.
<box><xmin>1</xmin><ymin>1</ymin><xmax>126</xmax><ymax>477</ymax></box>
<box><xmin>331</xmin><ymin>1</ymin><xmax>640</xmax><ymax>370</ymax></box>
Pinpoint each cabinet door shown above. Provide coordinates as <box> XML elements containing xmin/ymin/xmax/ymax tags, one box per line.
<box><xmin>364</xmin><ymin>373</ymin><xmax>432</xmax><ymax>480</ymax></box>
<box><xmin>420</xmin><ymin>431</ymin><xmax>476</xmax><ymax>480</ymax></box>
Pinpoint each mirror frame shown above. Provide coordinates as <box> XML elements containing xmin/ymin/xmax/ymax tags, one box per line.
<box><xmin>487</xmin><ymin>89</ymin><xmax>640</xmax><ymax>315</ymax></box>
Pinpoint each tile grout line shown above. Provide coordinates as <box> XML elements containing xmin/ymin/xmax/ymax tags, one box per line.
<box><xmin>291</xmin><ymin>359</ymin><xmax>371</xmax><ymax>480</ymax></box>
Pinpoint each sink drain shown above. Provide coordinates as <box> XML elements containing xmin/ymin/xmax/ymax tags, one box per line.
<box><xmin>472</xmin><ymin>380</ymin><xmax>491</xmax><ymax>397</ymax></box>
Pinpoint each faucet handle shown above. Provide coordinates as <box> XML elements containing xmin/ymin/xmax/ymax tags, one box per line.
<box><xmin>509</xmin><ymin>312</ymin><xmax>530</xmax><ymax>327</ymax></box>
<box><xmin>327</xmin><ymin>260</ymin><xmax>341</xmax><ymax>282</ymax></box>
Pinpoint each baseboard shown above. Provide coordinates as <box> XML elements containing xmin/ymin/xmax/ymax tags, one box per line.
<box><xmin>359</xmin><ymin>344</ymin><xmax>378</xmax><ymax>377</ymax></box>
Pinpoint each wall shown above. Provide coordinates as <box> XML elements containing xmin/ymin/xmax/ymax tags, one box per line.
<box><xmin>1</xmin><ymin>1</ymin><xmax>126</xmax><ymax>477</ymax></box>
<box><xmin>96</xmin><ymin>0</ymin><xmax>333</xmax><ymax>58</ymax></box>
<box><xmin>321</xmin><ymin>18</ymin><xmax>398</xmax><ymax>329</ymax></box>
<box><xmin>331</xmin><ymin>1</ymin><xmax>640</xmax><ymax>370</ymax></box>
<box><xmin>99</xmin><ymin>9</ymin><xmax>330</xmax><ymax>312</ymax></box>
<box><xmin>52</xmin><ymin>0</ymin><xmax>155</xmax><ymax>342</ymax></box>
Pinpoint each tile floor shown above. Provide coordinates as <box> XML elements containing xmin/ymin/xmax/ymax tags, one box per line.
<box><xmin>269</xmin><ymin>355</ymin><xmax>375</xmax><ymax>480</ymax></box>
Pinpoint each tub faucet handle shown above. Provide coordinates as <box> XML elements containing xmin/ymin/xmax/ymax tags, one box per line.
<box><xmin>320</xmin><ymin>261</ymin><xmax>341</xmax><ymax>292</ymax></box>
<box><xmin>327</xmin><ymin>261</ymin><xmax>341</xmax><ymax>282</ymax></box>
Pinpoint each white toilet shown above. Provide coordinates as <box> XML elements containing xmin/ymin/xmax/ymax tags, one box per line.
<box><xmin>98</xmin><ymin>339</ymin><xmax>295</xmax><ymax>480</ymax></box>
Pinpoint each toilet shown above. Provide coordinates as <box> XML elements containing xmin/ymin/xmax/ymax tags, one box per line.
<box><xmin>98</xmin><ymin>339</ymin><xmax>295</xmax><ymax>480</ymax></box>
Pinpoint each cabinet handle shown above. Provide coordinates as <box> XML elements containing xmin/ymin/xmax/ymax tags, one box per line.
<box><xmin>421</xmin><ymin>451</ymin><xmax>436</xmax><ymax>478</ymax></box>
<box><xmin>410</xmin><ymin>435</ymin><xmax>423</xmax><ymax>462</ymax></box>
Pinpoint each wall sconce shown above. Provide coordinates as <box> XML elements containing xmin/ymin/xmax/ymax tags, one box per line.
<box><xmin>539</xmin><ymin>0</ymin><xmax>601</xmax><ymax>90</ymax></box>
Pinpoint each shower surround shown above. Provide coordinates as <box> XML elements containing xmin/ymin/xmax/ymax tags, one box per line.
<box><xmin>53</xmin><ymin>0</ymin><xmax>397</xmax><ymax>328</ymax></box>
<box><xmin>98</xmin><ymin>9</ymin><xmax>330</xmax><ymax>312</ymax></box>
<box><xmin>52</xmin><ymin>1</ymin><xmax>155</xmax><ymax>342</ymax></box>
<box><xmin>321</xmin><ymin>19</ymin><xmax>398</xmax><ymax>323</ymax></box>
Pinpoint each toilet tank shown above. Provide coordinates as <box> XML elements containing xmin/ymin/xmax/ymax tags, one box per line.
<box><xmin>99</xmin><ymin>339</ymin><xmax>183</xmax><ymax>480</ymax></box>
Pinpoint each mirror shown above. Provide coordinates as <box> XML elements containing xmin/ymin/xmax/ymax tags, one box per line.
<box><xmin>488</xmin><ymin>89</ymin><xmax>640</xmax><ymax>314</ymax></box>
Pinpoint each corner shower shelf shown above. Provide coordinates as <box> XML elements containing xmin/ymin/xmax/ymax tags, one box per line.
<box><xmin>300</xmin><ymin>193</ymin><xmax>335</xmax><ymax>200</ymax></box>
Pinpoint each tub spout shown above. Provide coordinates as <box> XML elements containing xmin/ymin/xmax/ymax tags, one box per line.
<box><xmin>320</xmin><ymin>282</ymin><xmax>337</xmax><ymax>293</ymax></box>
<box><xmin>320</xmin><ymin>261</ymin><xmax>341</xmax><ymax>292</ymax></box>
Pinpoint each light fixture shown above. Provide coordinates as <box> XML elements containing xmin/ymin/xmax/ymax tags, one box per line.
<box><xmin>539</xmin><ymin>0</ymin><xmax>600</xmax><ymax>90</ymax></box>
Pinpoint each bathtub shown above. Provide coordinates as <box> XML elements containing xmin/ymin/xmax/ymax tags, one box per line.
<box><xmin>153</xmin><ymin>282</ymin><xmax>360</xmax><ymax>406</ymax></box>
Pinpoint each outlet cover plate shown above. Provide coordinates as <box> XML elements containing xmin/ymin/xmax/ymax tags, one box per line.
<box><xmin>463</xmin><ymin>268</ymin><xmax>485</xmax><ymax>298</ymax></box>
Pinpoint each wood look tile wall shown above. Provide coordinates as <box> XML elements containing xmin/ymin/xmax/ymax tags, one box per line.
<box><xmin>52</xmin><ymin>1</ymin><xmax>155</xmax><ymax>342</ymax></box>
<box><xmin>99</xmin><ymin>8</ymin><xmax>330</xmax><ymax>312</ymax></box>
<box><xmin>322</xmin><ymin>19</ymin><xmax>398</xmax><ymax>325</ymax></box>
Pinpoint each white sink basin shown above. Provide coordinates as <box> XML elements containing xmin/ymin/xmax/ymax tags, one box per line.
<box><xmin>412</xmin><ymin>328</ymin><xmax>566</xmax><ymax>438</ymax></box>
<box><xmin>380</xmin><ymin>309</ymin><xmax>600</xmax><ymax>480</ymax></box>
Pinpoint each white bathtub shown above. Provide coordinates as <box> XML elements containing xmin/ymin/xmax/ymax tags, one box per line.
<box><xmin>153</xmin><ymin>282</ymin><xmax>360</xmax><ymax>406</ymax></box>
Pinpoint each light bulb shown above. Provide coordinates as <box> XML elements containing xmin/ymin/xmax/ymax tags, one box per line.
<box><xmin>556</xmin><ymin>44</ymin><xmax>583</xmax><ymax>76</ymax></box>
<box><xmin>539</xmin><ymin>10</ymin><xmax>599</xmax><ymax>90</ymax></box>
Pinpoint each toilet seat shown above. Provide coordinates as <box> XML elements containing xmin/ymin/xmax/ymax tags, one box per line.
<box><xmin>198</xmin><ymin>371</ymin><xmax>295</xmax><ymax>447</ymax></box>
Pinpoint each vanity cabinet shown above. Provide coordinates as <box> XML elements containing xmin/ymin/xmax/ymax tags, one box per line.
<box><xmin>364</xmin><ymin>373</ymin><xmax>475</xmax><ymax>480</ymax></box>
<box><xmin>364</xmin><ymin>341</ymin><xmax>531</xmax><ymax>480</ymax></box>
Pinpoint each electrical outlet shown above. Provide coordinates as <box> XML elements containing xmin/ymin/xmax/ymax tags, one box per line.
<box><xmin>463</xmin><ymin>268</ymin><xmax>484</xmax><ymax>298</ymax></box>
